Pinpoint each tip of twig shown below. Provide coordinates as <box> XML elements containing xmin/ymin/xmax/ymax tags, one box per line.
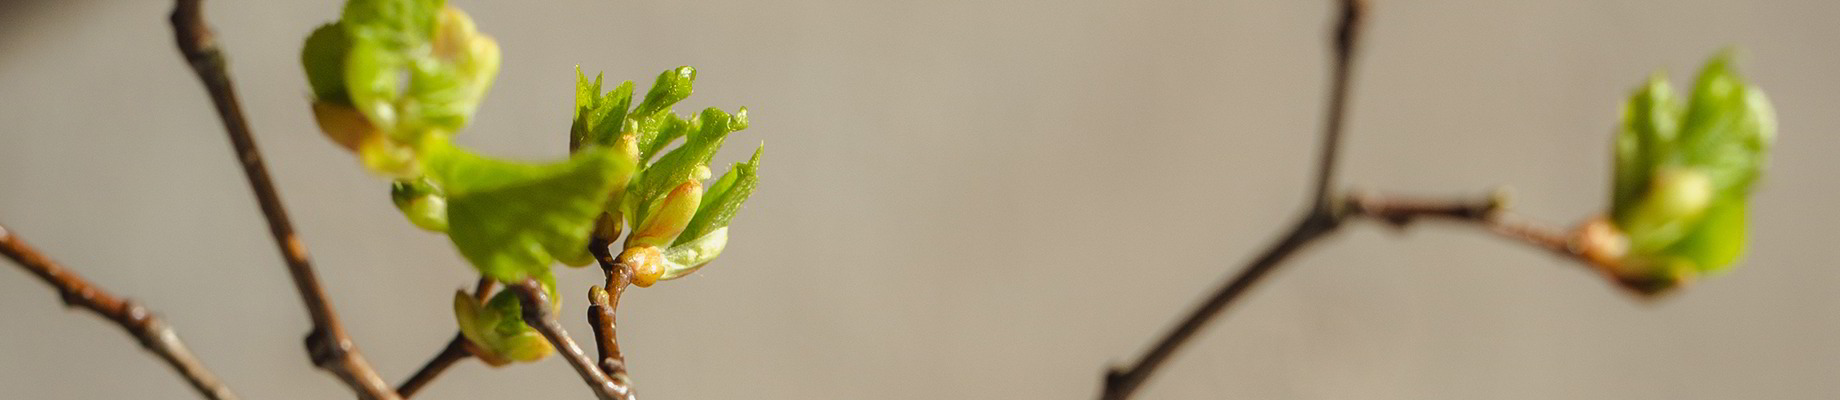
<box><xmin>1336</xmin><ymin>0</ymin><xmax>1369</xmax><ymax>51</ymax></box>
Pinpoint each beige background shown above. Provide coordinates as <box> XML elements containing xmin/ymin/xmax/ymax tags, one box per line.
<box><xmin>3</xmin><ymin>0</ymin><xmax>1838</xmax><ymax>399</ymax></box>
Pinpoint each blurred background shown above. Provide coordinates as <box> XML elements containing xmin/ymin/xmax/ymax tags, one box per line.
<box><xmin>3</xmin><ymin>0</ymin><xmax>1838</xmax><ymax>398</ymax></box>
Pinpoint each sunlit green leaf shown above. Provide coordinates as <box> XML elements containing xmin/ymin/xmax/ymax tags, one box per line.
<box><xmin>678</xmin><ymin>144</ymin><xmax>760</xmax><ymax>245</ymax></box>
<box><xmin>428</xmin><ymin>141</ymin><xmax>632</xmax><ymax>282</ymax></box>
<box><xmin>627</xmin><ymin>108</ymin><xmax>745</xmax><ymax>226</ymax></box>
<box><xmin>633</xmin><ymin>66</ymin><xmax>696</xmax><ymax>119</ymax></box>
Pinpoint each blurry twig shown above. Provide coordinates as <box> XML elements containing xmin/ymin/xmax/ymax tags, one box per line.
<box><xmin>169</xmin><ymin>0</ymin><xmax>396</xmax><ymax>398</ymax></box>
<box><xmin>1099</xmin><ymin>1</ymin><xmax>1638</xmax><ymax>398</ymax></box>
<box><xmin>0</xmin><ymin>224</ymin><xmax>239</xmax><ymax>400</ymax></box>
<box><xmin>1100</xmin><ymin>1</ymin><xmax>1369</xmax><ymax>398</ymax></box>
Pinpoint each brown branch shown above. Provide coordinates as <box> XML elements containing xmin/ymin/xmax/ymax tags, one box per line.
<box><xmin>0</xmin><ymin>224</ymin><xmax>239</xmax><ymax>400</ymax></box>
<box><xmin>1309</xmin><ymin>0</ymin><xmax>1368</xmax><ymax>212</ymax></box>
<box><xmin>510</xmin><ymin>279</ymin><xmax>632</xmax><ymax>400</ymax></box>
<box><xmin>395</xmin><ymin>278</ymin><xmax>496</xmax><ymax>398</ymax></box>
<box><xmin>1345</xmin><ymin>190</ymin><xmax>1578</xmax><ymax>256</ymax></box>
<box><xmin>1345</xmin><ymin>192</ymin><xmax>1666</xmax><ymax>294</ymax></box>
<box><xmin>1102</xmin><ymin>215</ymin><xmax>1340</xmax><ymax>400</ymax></box>
<box><xmin>1101</xmin><ymin>1</ymin><xmax>1368</xmax><ymax>399</ymax></box>
<box><xmin>1102</xmin><ymin>184</ymin><xmax>1626</xmax><ymax>399</ymax></box>
<box><xmin>587</xmin><ymin>239</ymin><xmax>636</xmax><ymax>387</ymax></box>
<box><xmin>1343</xmin><ymin>191</ymin><xmax>1576</xmax><ymax>253</ymax></box>
<box><xmin>169</xmin><ymin>1</ymin><xmax>396</xmax><ymax>398</ymax></box>
<box><xmin>395</xmin><ymin>333</ymin><xmax>469</xmax><ymax>398</ymax></box>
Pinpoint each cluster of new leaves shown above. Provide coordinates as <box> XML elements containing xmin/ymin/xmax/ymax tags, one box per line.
<box><xmin>302</xmin><ymin>0</ymin><xmax>759</xmax><ymax>364</ymax></box>
<box><xmin>570</xmin><ymin>68</ymin><xmax>760</xmax><ymax>287</ymax></box>
<box><xmin>1596</xmin><ymin>53</ymin><xmax>1775</xmax><ymax>292</ymax></box>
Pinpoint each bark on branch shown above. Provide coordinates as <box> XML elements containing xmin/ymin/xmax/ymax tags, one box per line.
<box><xmin>0</xmin><ymin>224</ymin><xmax>239</xmax><ymax>400</ymax></box>
<box><xmin>510</xmin><ymin>279</ymin><xmax>634</xmax><ymax>400</ymax></box>
<box><xmin>169</xmin><ymin>1</ymin><xmax>396</xmax><ymax>398</ymax></box>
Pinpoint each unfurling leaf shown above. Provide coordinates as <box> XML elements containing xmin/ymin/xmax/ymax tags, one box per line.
<box><xmin>429</xmin><ymin>141</ymin><xmax>634</xmax><ymax>283</ymax></box>
<box><xmin>453</xmin><ymin>273</ymin><xmax>557</xmax><ymax>366</ymax></box>
<box><xmin>625</xmin><ymin>108</ymin><xmax>745</xmax><ymax>227</ymax></box>
<box><xmin>391</xmin><ymin>177</ymin><xmax>448</xmax><ymax>232</ymax></box>
<box><xmin>678</xmin><ymin>144</ymin><xmax>761</xmax><ymax>245</ymax></box>
<box><xmin>1603</xmin><ymin>51</ymin><xmax>1775</xmax><ymax>291</ymax></box>
<box><xmin>302</xmin><ymin>0</ymin><xmax>499</xmax><ymax>176</ymax></box>
<box><xmin>659</xmin><ymin>227</ymin><xmax>729</xmax><ymax>281</ymax></box>
<box><xmin>302</xmin><ymin>23</ymin><xmax>353</xmax><ymax>105</ymax></box>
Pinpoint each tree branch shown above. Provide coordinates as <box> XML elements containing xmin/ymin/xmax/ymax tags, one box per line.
<box><xmin>1309</xmin><ymin>0</ymin><xmax>1368</xmax><ymax>212</ymax></box>
<box><xmin>510</xmin><ymin>279</ymin><xmax>632</xmax><ymax>400</ymax></box>
<box><xmin>1344</xmin><ymin>191</ymin><xmax>1579</xmax><ymax>260</ymax></box>
<box><xmin>587</xmin><ymin>240</ymin><xmax>637</xmax><ymax>388</ymax></box>
<box><xmin>1101</xmin><ymin>215</ymin><xmax>1339</xmax><ymax>400</ymax></box>
<box><xmin>169</xmin><ymin>1</ymin><xmax>396</xmax><ymax>398</ymax></box>
<box><xmin>395</xmin><ymin>334</ymin><xmax>469</xmax><ymax>398</ymax></box>
<box><xmin>1344</xmin><ymin>192</ymin><xmax>1657</xmax><ymax>294</ymax></box>
<box><xmin>1101</xmin><ymin>1</ymin><xmax>1368</xmax><ymax>398</ymax></box>
<box><xmin>394</xmin><ymin>278</ymin><xmax>494</xmax><ymax>398</ymax></box>
<box><xmin>0</xmin><ymin>224</ymin><xmax>239</xmax><ymax>400</ymax></box>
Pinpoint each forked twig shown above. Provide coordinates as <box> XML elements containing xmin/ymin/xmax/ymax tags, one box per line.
<box><xmin>510</xmin><ymin>279</ymin><xmax>633</xmax><ymax>400</ymax></box>
<box><xmin>1101</xmin><ymin>1</ymin><xmax>1369</xmax><ymax>398</ymax></box>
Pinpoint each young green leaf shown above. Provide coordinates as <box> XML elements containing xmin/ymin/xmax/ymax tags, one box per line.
<box><xmin>428</xmin><ymin>142</ymin><xmax>634</xmax><ymax>283</ymax></box>
<box><xmin>659</xmin><ymin>227</ymin><xmax>729</xmax><ymax>281</ymax></box>
<box><xmin>633</xmin><ymin>66</ymin><xmax>696</xmax><ymax>119</ymax></box>
<box><xmin>637</xmin><ymin>113</ymin><xmax>691</xmax><ymax>163</ymax></box>
<box><xmin>343</xmin><ymin>40</ymin><xmax>407</xmax><ymax>133</ymax></box>
<box><xmin>391</xmin><ymin>177</ymin><xmax>448</xmax><ymax>232</ymax></box>
<box><xmin>341</xmin><ymin>0</ymin><xmax>443</xmax><ymax>48</ymax></box>
<box><xmin>1611</xmin><ymin>74</ymin><xmax>1678</xmax><ymax>223</ymax></box>
<box><xmin>453</xmin><ymin>272</ymin><xmax>557</xmax><ymax>366</ymax></box>
<box><xmin>302</xmin><ymin>23</ymin><xmax>353</xmax><ymax>105</ymax></box>
<box><xmin>628</xmin><ymin>108</ymin><xmax>745</xmax><ymax>226</ymax></box>
<box><xmin>1605</xmin><ymin>51</ymin><xmax>1776</xmax><ymax>286</ymax></box>
<box><xmin>677</xmin><ymin>144</ymin><xmax>760</xmax><ymax>245</ymax></box>
<box><xmin>570</xmin><ymin>68</ymin><xmax>635</xmax><ymax>150</ymax></box>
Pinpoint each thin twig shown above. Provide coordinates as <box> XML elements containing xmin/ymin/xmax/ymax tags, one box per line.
<box><xmin>1101</xmin><ymin>215</ymin><xmax>1339</xmax><ymax>400</ymax></box>
<box><xmin>510</xmin><ymin>280</ymin><xmax>632</xmax><ymax>400</ymax></box>
<box><xmin>395</xmin><ymin>334</ymin><xmax>470</xmax><ymax>398</ymax></box>
<box><xmin>1345</xmin><ymin>191</ymin><xmax>1576</xmax><ymax>256</ymax></box>
<box><xmin>0</xmin><ymin>224</ymin><xmax>239</xmax><ymax>400</ymax></box>
<box><xmin>1100</xmin><ymin>1</ymin><xmax>1368</xmax><ymax>399</ymax></box>
<box><xmin>396</xmin><ymin>278</ymin><xmax>496</xmax><ymax>398</ymax></box>
<box><xmin>169</xmin><ymin>1</ymin><xmax>396</xmax><ymax>398</ymax></box>
<box><xmin>1309</xmin><ymin>0</ymin><xmax>1368</xmax><ymax>212</ymax></box>
<box><xmin>1344</xmin><ymin>192</ymin><xmax>1660</xmax><ymax>293</ymax></box>
<box><xmin>587</xmin><ymin>239</ymin><xmax>636</xmax><ymax>388</ymax></box>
